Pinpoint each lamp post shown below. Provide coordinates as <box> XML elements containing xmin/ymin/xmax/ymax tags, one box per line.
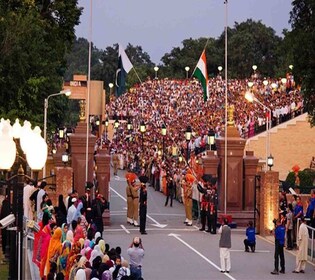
<box><xmin>114</xmin><ymin>117</ymin><xmax>119</xmax><ymax>146</ymax></box>
<box><xmin>245</xmin><ymin>91</ymin><xmax>272</xmax><ymax>171</ymax></box>
<box><xmin>207</xmin><ymin>129</ymin><xmax>215</xmax><ymax>150</ymax></box>
<box><xmin>185</xmin><ymin>126</ymin><xmax>192</xmax><ymax>163</ymax></box>
<box><xmin>43</xmin><ymin>89</ymin><xmax>71</xmax><ymax>177</ymax></box>
<box><xmin>0</xmin><ymin>119</ymin><xmax>47</xmax><ymax>280</ymax></box>
<box><xmin>185</xmin><ymin>66</ymin><xmax>190</xmax><ymax>79</ymax></box>
<box><xmin>218</xmin><ymin>66</ymin><xmax>223</xmax><ymax>75</ymax></box>
<box><xmin>267</xmin><ymin>155</ymin><xmax>274</xmax><ymax>170</ymax></box>
<box><xmin>140</xmin><ymin>121</ymin><xmax>146</xmax><ymax>152</ymax></box>
<box><xmin>104</xmin><ymin>118</ymin><xmax>109</xmax><ymax>141</ymax></box>
<box><xmin>154</xmin><ymin>66</ymin><xmax>159</xmax><ymax>79</ymax></box>
<box><xmin>161</xmin><ymin>124</ymin><xmax>166</xmax><ymax>159</ymax></box>
<box><xmin>109</xmin><ymin>83</ymin><xmax>114</xmax><ymax>101</ymax></box>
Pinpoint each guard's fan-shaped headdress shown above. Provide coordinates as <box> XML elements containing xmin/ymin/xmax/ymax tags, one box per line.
<box><xmin>185</xmin><ymin>174</ymin><xmax>195</xmax><ymax>183</ymax></box>
<box><xmin>125</xmin><ymin>172</ymin><xmax>137</xmax><ymax>183</ymax></box>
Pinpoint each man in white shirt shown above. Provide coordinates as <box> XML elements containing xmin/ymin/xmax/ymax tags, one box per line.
<box><xmin>23</xmin><ymin>179</ymin><xmax>34</xmax><ymax>220</ymax></box>
<box><xmin>36</xmin><ymin>181</ymin><xmax>47</xmax><ymax>222</ymax></box>
<box><xmin>67</xmin><ymin>198</ymin><xmax>78</xmax><ymax>227</ymax></box>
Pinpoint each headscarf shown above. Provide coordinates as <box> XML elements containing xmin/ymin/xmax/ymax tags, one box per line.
<box><xmin>65</xmin><ymin>230</ymin><xmax>74</xmax><ymax>244</ymax></box>
<box><xmin>101</xmin><ymin>270</ymin><xmax>112</xmax><ymax>280</ymax></box>
<box><xmin>94</xmin><ymin>232</ymin><xmax>101</xmax><ymax>241</ymax></box>
<box><xmin>59</xmin><ymin>232</ymin><xmax>72</xmax><ymax>274</ymax></box>
<box><xmin>61</xmin><ymin>223</ymin><xmax>68</xmax><ymax>243</ymax></box>
<box><xmin>94</xmin><ymin>244</ymin><xmax>104</xmax><ymax>258</ymax></box>
<box><xmin>45</xmin><ymin>227</ymin><xmax>62</xmax><ymax>276</ymax></box>
<box><xmin>98</xmin><ymin>239</ymin><xmax>105</xmax><ymax>254</ymax></box>
<box><xmin>74</xmin><ymin>225</ymin><xmax>85</xmax><ymax>243</ymax></box>
<box><xmin>89</xmin><ymin>249</ymin><xmax>101</xmax><ymax>265</ymax></box>
<box><xmin>75</xmin><ymin>268</ymin><xmax>87</xmax><ymax>280</ymax></box>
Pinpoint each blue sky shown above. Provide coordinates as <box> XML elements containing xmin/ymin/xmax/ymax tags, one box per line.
<box><xmin>75</xmin><ymin>0</ymin><xmax>292</xmax><ymax>64</ymax></box>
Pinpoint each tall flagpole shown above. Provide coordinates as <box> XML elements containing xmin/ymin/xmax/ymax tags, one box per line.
<box><xmin>86</xmin><ymin>0</ymin><xmax>92</xmax><ymax>181</ymax></box>
<box><xmin>224</xmin><ymin>0</ymin><xmax>228</xmax><ymax>215</ymax></box>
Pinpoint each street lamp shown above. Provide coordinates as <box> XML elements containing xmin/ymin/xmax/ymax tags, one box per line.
<box><xmin>185</xmin><ymin>66</ymin><xmax>190</xmax><ymax>79</ymax></box>
<box><xmin>0</xmin><ymin>119</ymin><xmax>47</xmax><ymax>280</ymax></box>
<box><xmin>245</xmin><ymin>91</ymin><xmax>272</xmax><ymax>171</ymax></box>
<box><xmin>263</xmin><ymin>79</ymin><xmax>269</xmax><ymax>86</ymax></box>
<box><xmin>267</xmin><ymin>155</ymin><xmax>274</xmax><ymax>170</ymax></box>
<box><xmin>185</xmin><ymin>126</ymin><xmax>192</xmax><ymax>163</ymax></box>
<box><xmin>154</xmin><ymin>66</ymin><xmax>159</xmax><ymax>79</ymax></box>
<box><xmin>109</xmin><ymin>83</ymin><xmax>114</xmax><ymax>100</ymax></box>
<box><xmin>43</xmin><ymin>89</ymin><xmax>71</xmax><ymax>177</ymax></box>
<box><xmin>207</xmin><ymin>129</ymin><xmax>215</xmax><ymax>150</ymax></box>
<box><xmin>161</xmin><ymin>124</ymin><xmax>166</xmax><ymax>159</ymax></box>
<box><xmin>247</xmin><ymin>81</ymin><xmax>254</xmax><ymax>89</ymax></box>
<box><xmin>127</xmin><ymin>119</ymin><xmax>133</xmax><ymax>131</ymax></box>
<box><xmin>218</xmin><ymin>66</ymin><xmax>223</xmax><ymax>74</ymax></box>
<box><xmin>289</xmin><ymin>64</ymin><xmax>293</xmax><ymax>70</ymax></box>
<box><xmin>140</xmin><ymin>121</ymin><xmax>146</xmax><ymax>152</ymax></box>
<box><xmin>252</xmin><ymin>65</ymin><xmax>257</xmax><ymax>72</ymax></box>
<box><xmin>62</xmin><ymin>152</ymin><xmax>69</xmax><ymax>166</ymax></box>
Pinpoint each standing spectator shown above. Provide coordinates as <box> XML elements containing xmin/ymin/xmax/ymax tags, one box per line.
<box><xmin>164</xmin><ymin>175</ymin><xmax>174</xmax><ymax>207</ymax></box>
<box><xmin>244</xmin><ymin>221</ymin><xmax>256</xmax><ymax>252</ymax></box>
<box><xmin>92</xmin><ymin>194</ymin><xmax>107</xmax><ymax>236</ymax></box>
<box><xmin>67</xmin><ymin>198</ymin><xmax>78</xmax><ymax>227</ymax></box>
<box><xmin>139</xmin><ymin>176</ymin><xmax>148</xmax><ymax>235</ymax></box>
<box><xmin>219</xmin><ymin>218</ymin><xmax>231</xmax><ymax>273</ymax></box>
<box><xmin>127</xmin><ymin>237</ymin><xmax>144</xmax><ymax>280</ymax></box>
<box><xmin>271</xmin><ymin>219</ymin><xmax>286</xmax><ymax>275</ymax></box>
<box><xmin>285</xmin><ymin>204</ymin><xmax>294</xmax><ymax>250</ymax></box>
<box><xmin>23</xmin><ymin>178</ymin><xmax>34</xmax><ymax>220</ymax></box>
<box><xmin>292</xmin><ymin>217</ymin><xmax>308</xmax><ymax>273</ymax></box>
<box><xmin>0</xmin><ymin>195</ymin><xmax>10</xmax><ymax>256</ymax></box>
<box><xmin>113</xmin><ymin>151</ymin><xmax>120</xmax><ymax>176</ymax></box>
<box><xmin>36</xmin><ymin>181</ymin><xmax>47</xmax><ymax>222</ymax></box>
<box><xmin>293</xmin><ymin>196</ymin><xmax>304</xmax><ymax>247</ymax></box>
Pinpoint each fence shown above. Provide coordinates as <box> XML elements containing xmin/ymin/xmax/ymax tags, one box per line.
<box><xmin>297</xmin><ymin>218</ymin><xmax>315</xmax><ymax>262</ymax></box>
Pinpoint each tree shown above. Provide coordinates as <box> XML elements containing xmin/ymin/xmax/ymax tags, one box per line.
<box><xmin>289</xmin><ymin>0</ymin><xmax>315</xmax><ymax>126</ymax></box>
<box><xmin>0</xmin><ymin>0</ymin><xmax>82</xmax><ymax>130</ymax></box>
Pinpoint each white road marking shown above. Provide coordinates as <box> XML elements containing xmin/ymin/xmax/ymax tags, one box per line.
<box><xmin>120</xmin><ymin>225</ymin><xmax>130</xmax><ymax>234</ymax></box>
<box><xmin>169</xmin><ymin>233</ymin><xmax>236</xmax><ymax>280</ymax></box>
<box><xmin>110</xmin><ymin>187</ymin><xmax>167</xmax><ymax>228</ymax></box>
<box><xmin>230</xmin><ymin>249</ymin><xmax>270</xmax><ymax>253</ymax></box>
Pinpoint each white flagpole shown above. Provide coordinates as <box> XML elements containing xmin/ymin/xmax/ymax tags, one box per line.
<box><xmin>224</xmin><ymin>0</ymin><xmax>228</xmax><ymax>215</ymax></box>
<box><xmin>86</xmin><ymin>0</ymin><xmax>92</xmax><ymax>181</ymax></box>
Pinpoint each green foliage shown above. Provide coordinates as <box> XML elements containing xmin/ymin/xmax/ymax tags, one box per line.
<box><xmin>285</xmin><ymin>168</ymin><xmax>315</xmax><ymax>194</ymax></box>
<box><xmin>0</xmin><ymin>0</ymin><xmax>82</xmax><ymax>129</ymax></box>
<box><xmin>289</xmin><ymin>0</ymin><xmax>315</xmax><ymax>126</ymax></box>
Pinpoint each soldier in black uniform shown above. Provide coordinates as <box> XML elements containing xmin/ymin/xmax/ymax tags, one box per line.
<box><xmin>139</xmin><ymin>176</ymin><xmax>148</xmax><ymax>235</ymax></box>
<box><xmin>208</xmin><ymin>178</ymin><xmax>218</xmax><ymax>234</ymax></box>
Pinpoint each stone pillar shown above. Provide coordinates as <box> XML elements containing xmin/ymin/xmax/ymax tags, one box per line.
<box><xmin>243</xmin><ymin>151</ymin><xmax>259</xmax><ymax>210</ymax></box>
<box><xmin>202</xmin><ymin>150</ymin><xmax>219</xmax><ymax>177</ymax></box>
<box><xmin>46</xmin><ymin>167</ymin><xmax>73</xmax><ymax>206</ymax></box>
<box><xmin>216</xmin><ymin>126</ymin><xmax>246</xmax><ymax>211</ymax></box>
<box><xmin>258</xmin><ymin>170</ymin><xmax>279</xmax><ymax>236</ymax></box>
<box><xmin>95</xmin><ymin>149</ymin><xmax>111</xmax><ymax>226</ymax></box>
<box><xmin>69</xmin><ymin>122</ymin><xmax>96</xmax><ymax>196</ymax></box>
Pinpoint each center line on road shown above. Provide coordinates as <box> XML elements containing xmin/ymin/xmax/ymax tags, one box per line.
<box><xmin>169</xmin><ymin>233</ymin><xmax>236</xmax><ymax>280</ymax></box>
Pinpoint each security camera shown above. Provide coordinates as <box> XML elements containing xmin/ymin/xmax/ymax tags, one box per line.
<box><xmin>0</xmin><ymin>214</ymin><xmax>15</xmax><ymax>229</ymax></box>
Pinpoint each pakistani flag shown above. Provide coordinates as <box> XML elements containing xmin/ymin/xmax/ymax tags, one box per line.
<box><xmin>116</xmin><ymin>44</ymin><xmax>133</xmax><ymax>96</ymax></box>
<box><xmin>193</xmin><ymin>49</ymin><xmax>209</xmax><ymax>102</ymax></box>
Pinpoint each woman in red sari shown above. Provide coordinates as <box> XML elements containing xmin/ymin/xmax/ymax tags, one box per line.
<box><xmin>39</xmin><ymin>223</ymin><xmax>57</xmax><ymax>278</ymax></box>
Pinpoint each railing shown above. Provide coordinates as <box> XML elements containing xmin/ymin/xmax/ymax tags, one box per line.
<box><xmin>241</xmin><ymin>106</ymin><xmax>306</xmax><ymax>139</ymax></box>
<box><xmin>297</xmin><ymin>218</ymin><xmax>315</xmax><ymax>262</ymax></box>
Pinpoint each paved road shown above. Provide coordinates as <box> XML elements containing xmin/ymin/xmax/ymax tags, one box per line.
<box><xmin>106</xmin><ymin>169</ymin><xmax>315</xmax><ymax>280</ymax></box>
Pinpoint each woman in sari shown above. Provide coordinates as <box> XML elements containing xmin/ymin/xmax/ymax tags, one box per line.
<box><xmin>59</xmin><ymin>230</ymin><xmax>73</xmax><ymax>276</ymax></box>
<box><xmin>65</xmin><ymin>241</ymin><xmax>81</xmax><ymax>280</ymax></box>
<box><xmin>39</xmin><ymin>223</ymin><xmax>56</xmax><ymax>279</ymax></box>
<box><xmin>61</xmin><ymin>223</ymin><xmax>68</xmax><ymax>243</ymax></box>
<box><xmin>45</xmin><ymin>227</ymin><xmax>62</xmax><ymax>277</ymax></box>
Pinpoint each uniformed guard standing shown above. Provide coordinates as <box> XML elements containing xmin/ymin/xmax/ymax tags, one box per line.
<box><xmin>199</xmin><ymin>182</ymin><xmax>211</xmax><ymax>231</ymax></box>
<box><xmin>126</xmin><ymin>173</ymin><xmax>137</xmax><ymax>225</ymax></box>
<box><xmin>139</xmin><ymin>176</ymin><xmax>148</xmax><ymax>235</ymax></box>
<box><xmin>183</xmin><ymin>174</ymin><xmax>194</xmax><ymax>226</ymax></box>
<box><xmin>130</xmin><ymin>177</ymin><xmax>140</xmax><ymax>227</ymax></box>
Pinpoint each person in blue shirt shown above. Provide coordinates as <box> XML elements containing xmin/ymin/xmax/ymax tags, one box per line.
<box><xmin>244</xmin><ymin>221</ymin><xmax>256</xmax><ymax>252</ymax></box>
<box><xmin>271</xmin><ymin>219</ymin><xmax>286</xmax><ymax>275</ymax></box>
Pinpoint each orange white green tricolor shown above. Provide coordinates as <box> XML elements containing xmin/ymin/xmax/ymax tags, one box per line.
<box><xmin>193</xmin><ymin>49</ymin><xmax>209</xmax><ymax>102</ymax></box>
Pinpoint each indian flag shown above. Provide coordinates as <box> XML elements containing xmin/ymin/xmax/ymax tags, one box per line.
<box><xmin>193</xmin><ymin>49</ymin><xmax>209</xmax><ymax>102</ymax></box>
